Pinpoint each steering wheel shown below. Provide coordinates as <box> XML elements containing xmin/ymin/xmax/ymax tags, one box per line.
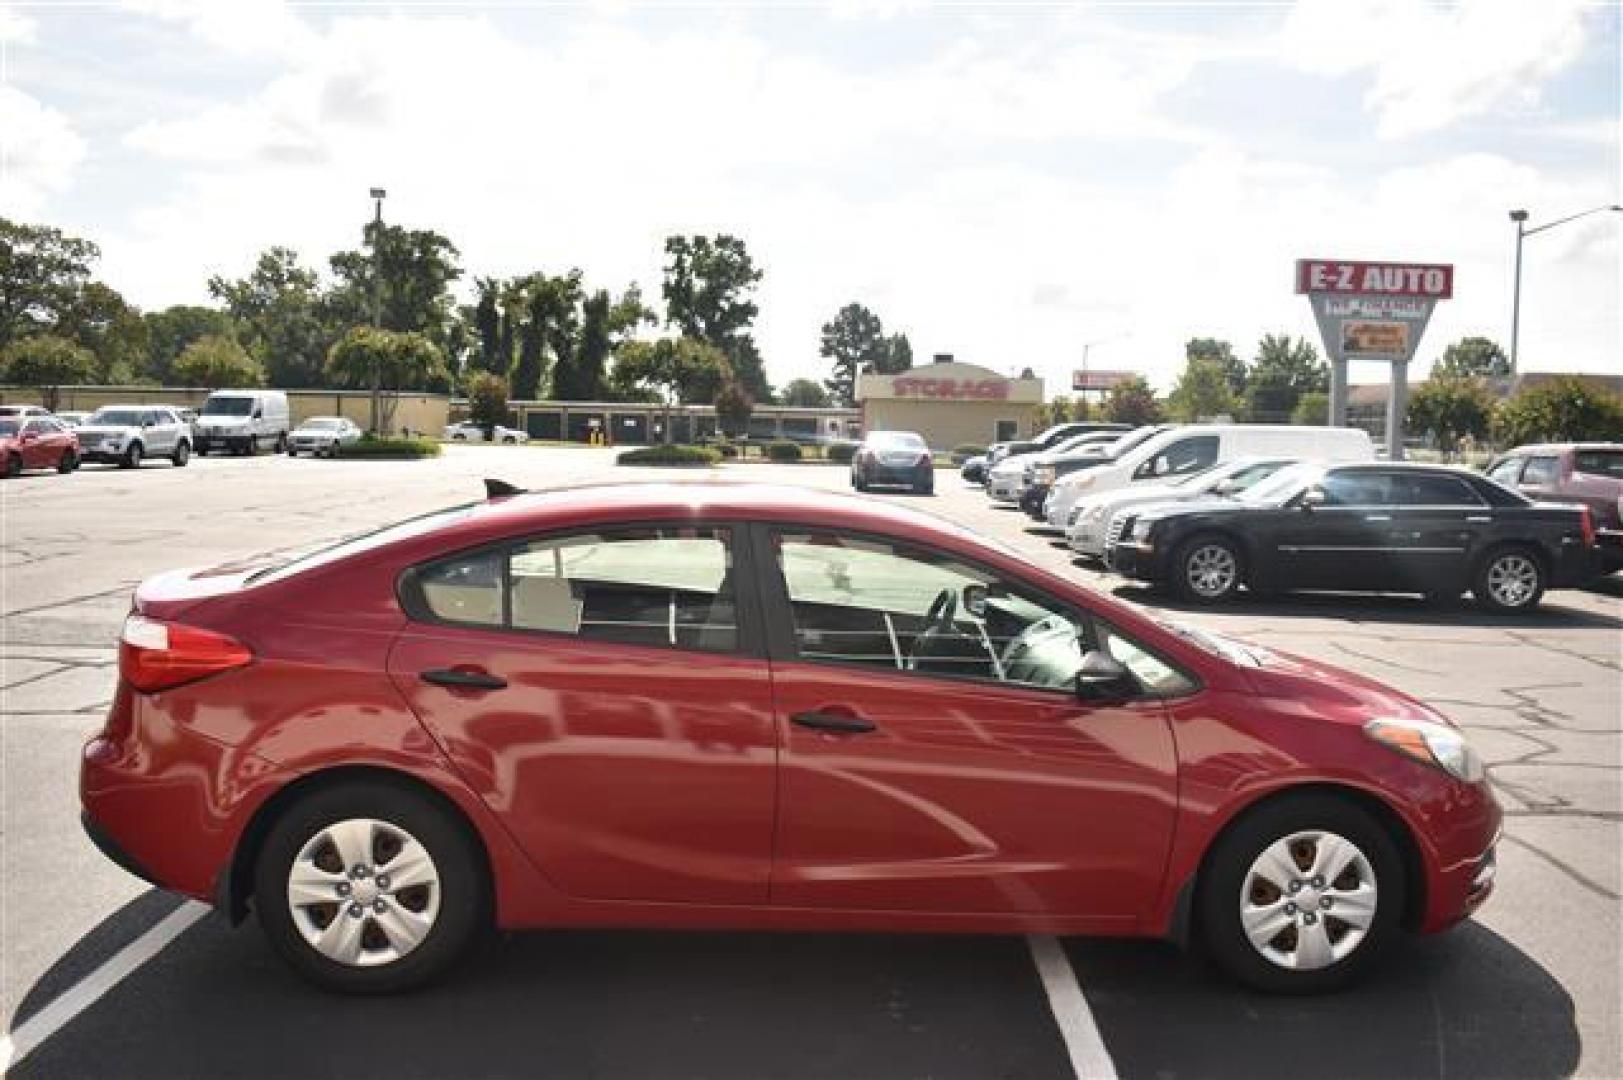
<box><xmin>922</xmin><ymin>587</ymin><xmax>959</xmax><ymax>631</ymax></box>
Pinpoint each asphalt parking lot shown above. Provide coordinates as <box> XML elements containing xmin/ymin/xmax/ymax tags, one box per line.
<box><xmin>3</xmin><ymin>445</ymin><xmax>1619</xmax><ymax>1079</ymax></box>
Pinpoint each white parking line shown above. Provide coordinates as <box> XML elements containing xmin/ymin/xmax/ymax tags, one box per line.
<box><xmin>1027</xmin><ymin>934</ymin><xmax>1118</xmax><ymax>1080</ymax></box>
<box><xmin>1</xmin><ymin>900</ymin><xmax>209</xmax><ymax>1073</ymax></box>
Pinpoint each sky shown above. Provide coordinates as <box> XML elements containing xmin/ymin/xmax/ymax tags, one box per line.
<box><xmin>1</xmin><ymin>0</ymin><xmax>1618</xmax><ymax>397</ymax></box>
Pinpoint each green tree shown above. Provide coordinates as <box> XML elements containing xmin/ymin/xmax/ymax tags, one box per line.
<box><xmin>55</xmin><ymin>281</ymin><xmax>147</xmax><ymax>382</ymax></box>
<box><xmin>208</xmin><ymin>247</ymin><xmax>332</xmax><ymax>387</ymax></box>
<box><xmin>662</xmin><ymin>234</ymin><xmax>771</xmax><ymax>402</ymax></box>
<box><xmin>819</xmin><ymin>302</ymin><xmax>885</xmax><ymax>406</ymax></box>
<box><xmin>1493</xmin><ymin>377</ymin><xmax>1623</xmax><ymax>445</ymax></box>
<box><xmin>877</xmin><ymin>332</ymin><xmax>913</xmax><ymax>375</ymax></box>
<box><xmin>0</xmin><ymin>218</ymin><xmax>99</xmax><ymax>348</ymax></box>
<box><xmin>610</xmin><ymin>337</ymin><xmax>731</xmax><ymax>405</ymax></box>
<box><xmin>1167</xmin><ymin>356</ymin><xmax>1239</xmax><ymax>422</ymax></box>
<box><xmin>144</xmin><ymin>305</ymin><xmax>234</xmax><ymax>384</ymax></box>
<box><xmin>781</xmin><ymin>378</ymin><xmax>831</xmax><ymax>407</ymax></box>
<box><xmin>1292</xmin><ymin>391</ymin><xmax>1330</xmax><ymax>425</ymax></box>
<box><xmin>1244</xmin><ymin>333</ymin><xmax>1326</xmax><ymax>422</ymax></box>
<box><xmin>714</xmin><ymin>379</ymin><xmax>754</xmax><ymax>437</ymax></box>
<box><xmin>0</xmin><ymin>334</ymin><xmax>98</xmax><ymax>410</ymax></box>
<box><xmin>326</xmin><ymin>326</ymin><xmax>448</xmax><ymax>432</ymax></box>
<box><xmin>1102</xmin><ymin>375</ymin><xmax>1162</xmax><ymax>426</ymax></box>
<box><xmin>465</xmin><ymin>371</ymin><xmax>510</xmax><ymax>437</ymax></box>
<box><xmin>1185</xmin><ymin>337</ymin><xmax>1246</xmax><ymax>398</ymax></box>
<box><xmin>470</xmin><ymin>277</ymin><xmax>505</xmax><ymax>375</ymax></box>
<box><xmin>1434</xmin><ymin>336</ymin><xmax>1511</xmax><ymax>380</ymax></box>
<box><xmin>1407</xmin><ymin>377</ymin><xmax>1495</xmax><ymax>454</ymax></box>
<box><xmin>172</xmin><ymin>334</ymin><xmax>264</xmax><ymax>389</ymax></box>
<box><xmin>328</xmin><ymin>222</ymin><xmax>462</xmax><ymax>357</ymax></box>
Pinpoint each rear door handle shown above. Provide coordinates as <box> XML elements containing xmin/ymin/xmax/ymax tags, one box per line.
<box><xmin>791</xmin><ymin>710</ymin><xmax>877</xmax><ymax>734</ymax></box>
<box><xmin>1363</xmin><ymin>514</ymin><xmax>1392</xmax><ymax>522</ymax></box>
<box><xmin>1466</xmin><ymin>515</ymin><xmax>1491</xmax><ymax>523</ymax></box>
<box><xmin>420</xmin><ymin>668</ymin><xmax>508</xmax><ymax>691</ymax></box>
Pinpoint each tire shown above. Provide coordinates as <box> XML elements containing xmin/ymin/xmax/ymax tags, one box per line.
<box><xmin>275</xmin><ymin>433</ymin><xmax>288</xmax><ymax>453</ymax></box>
<box><xmin>1172</xmin><ymin>534</ymin><xmax>1243</xmax><ymax>603</ymax></box>
<box><xmin>502</xmin><ymin>436</ymin><xmax>517</xmax><ymax>445</ymax></box>
<box><xmin>852</xmin><ymin>471</ymin><xmax>867</xmax><ymax>492</ymax></box>
<box><xmin>196</xmin><ymin>440</ymin><xmax>211</xmax><ymax>456</ymax></box>
<box><xmin>452</xmin><ymin>433</ymin><xmax>467</xmax><ymax>441</ymax></box>
<box><xmin>242</xmin><ymin>436</ymin><xmax>257</xmax><ymax>457</ymax></box>
<box><xmin>253</xmin><ymin>779</ymin><xmax>487</xmax><ymax>994</ymax></box>
<box><xmin>1473</xmin><ymin>546</ymin><xmax>1546</xmax><ymax>614</ymax></box>
<box><xmin>57</xmin><ymin>449</ymin><xmax>78</xmax><ymax>474</ymax></box>
<box><xmin>1198</xmin><ymin>792</ymin><xmax>1404</xmax><ymax>994</ymax></box>
<box><xmin>119</xmin><ymin>442</ymin><xmax>143</xmax><ymax>469</ymax></box>
<box><xmin>287</xmin><ymin>444</ymin><xmax>299</xmax><ymax>457</ymax></box>
<box><xmin>171</xmin><ymin>441</ymin><xmax>190</xmax><ymax>467</ymax></box>
<box><xmin>4</xmin><ymin>453</ymin><xmax>20</xmax><ymax>478</ymax></box>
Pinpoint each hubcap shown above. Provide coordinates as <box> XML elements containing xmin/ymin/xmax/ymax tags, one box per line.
<box><xmin>287</xmin><ymin>818</ymin><xmax>441</xmax><ymax>968</ymax></box>
<box><xmin>1185</xmin><ymin>544</ymin><xmax>1238</xmax><ymax>598</ymax></box>
<box><xmin>1239</xmin><ymin>830</ymin><xmax>1377</xmax><ymax>971</ymax></box>
<box><xmin>1487</xmin><ymin>555</ymin><xmax>1538</xmax><ymax>607</ymax></box>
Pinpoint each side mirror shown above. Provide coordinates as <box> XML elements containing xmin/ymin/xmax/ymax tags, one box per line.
<box><xmin>1211</xmin><ymin>478</ymin><xmax>1239</xmax><ymax>496</ymax></box>
<box><xmin>1075</xmin><ymin>650</ymin><xmax>1137</xmax><ymax>703</ymax></box>
<box><xmin>252</xmin><ymin>410</ymin><xmax>263</xmax><ymax>420</ymax></box>
<box><xmin>962</xmin><ymin>584</ymin><xmax>988</xmax><ymax>618</ymax></box>
<box><xmin>1300</xmin><ymin>487</ymin><xmax>1327</xmax><ymax>510</ymax></box>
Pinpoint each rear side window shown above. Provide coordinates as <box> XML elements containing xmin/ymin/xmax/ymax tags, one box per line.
<box><xmin>1391</xmin><ymin>474</ymin><xmax>1484</xmax><ymax>507</ymax></box>
<box><xmin>408</xmin><ymin>527</ymin><xmax>739</xmax><ymax>654</ymax></box>
<box><xmin>1521</xmin><ymin>456</ymin><xmax>1561</xmax><ymax>485</ymax></box>
<box><xmin>1574</xmin><ymin>450</ymin><xmax>1623</xmax><ymax>478</ymax></box>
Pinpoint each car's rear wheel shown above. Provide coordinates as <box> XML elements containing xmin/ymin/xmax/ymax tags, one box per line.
<box><xmin>254</xmin><ymin>780</ymin><xmax>487</xmax><ymax>994</ymax></box>
<box><xmin>1199</xmin><ymin>793</ymin><xmax>1402</xmax><ymax>994</ymax></box>
<box><xmin>1474</xmin><ymin>546</ymin><xmax>1545</xmax><ymax>614</ymax></box>
<box><xmin>1173</xmin><ymin>535</ymin><xmax>1243</xmax><ymax>603</ymax></box>
<box><xmin>119</xmin><ymin>442</ymin><xmax>142</xmax><ymax>469</ymax></box>
<box><xmin>275</xmin><ymin>433</ymin><xmax>288</xmax><ymax>453</ymax></box>
<box><xmin>57</xmin><ymin>449</ymin><xmax>78</xmax><ymax>473</ymax></box>
<box><xmin>171</xmin><ymin>441</ymin><xmax>190</xmax><ymax>467</ymax></box>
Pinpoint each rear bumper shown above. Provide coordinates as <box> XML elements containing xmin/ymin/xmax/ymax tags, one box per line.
<box><xmin>864</xmin><ymin>464</ymin><xmax>932</xmax><ymax>488</ymax></box>
<box><xmin>1596</xmin><ymin>530</ymin><xmax>1623</xmax><ymax>572</ymax></box>
<box><xmin>987</xmin><ymin>476</ymin><xmax>1022</xmax><ymax>501</ymax></box>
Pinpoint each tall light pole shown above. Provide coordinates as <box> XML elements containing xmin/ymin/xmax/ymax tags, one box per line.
<box><xmin>1508</xmin><ymin>203</ymin><xmax>1621</xmax><ymax>376</ymax></box>
<box><xmin>368</xmin><ymin>187</ymin><xmax>386</xmax><ymax>433</ymax></box>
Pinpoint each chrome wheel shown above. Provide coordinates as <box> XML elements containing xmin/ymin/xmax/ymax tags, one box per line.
<box><xmin>287</xmin><ymin>818</ymin><xmax>441</xmax><ymax>968</ymax></box>
<box><xmin>1185</xmin><ymin>543</ymin><xmax>1238</xmax><ymax>598</ymax></box>
<box><xmin>1486</xmin><ymin>554</ymin><xmax>1539</xmax><ymax>608</ymax></box>
<box><xmin>1240</xmin><ymin>830</ymin><xmax>1378</xmax><ymax>971</ymax></box>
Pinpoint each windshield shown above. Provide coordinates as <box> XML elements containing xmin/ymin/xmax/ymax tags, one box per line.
<box><xmin>203</xmin><ymin>396</ymin><xmax>255</xmax><ymax>417</ymax></box>
<box><xmin>868</xmin><ymin>432</ymin><xmax>925</xmax><ymax>449</ymax></box>
<box><xmin>89</xmin><ymin>409</ymin><xmax>143</xmax><ymax>427</ymax></box>
<box><xmin>0</xmin><ymin>420</ymin><xmax>18</xmax><ymax>437</ymax></box>
<box><xmin>1236</xmin><ymin>463</ymin><xmax>1322</xmax><ymax>506</ymax></box>
<box><xmin>1104</xmin><ymin>426</ymin><xmax>1162</xmax><ymax>459</ymax></box>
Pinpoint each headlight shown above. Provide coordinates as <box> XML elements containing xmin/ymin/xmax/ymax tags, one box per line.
<box><xmin>1086</xmin><ymin>505</ymin><xmax>1107</xmax><ymax>521</ymax></box>
<box><xmin>1365</xmin><ymin>717</ymin><xmax>1486</xmax><ymax>783</ymax></box>
<box><xmin>1131</xmin><ymin>518</ymin><xmax>1153</xmax><ymax>540</ymax></box>
<box><xmin>1073</xmin><ymin>473</ymin><xmax>1095</xmax><ymax>489</ymax></box>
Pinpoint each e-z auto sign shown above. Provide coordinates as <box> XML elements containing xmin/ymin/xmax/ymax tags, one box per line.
<box><xmin>1295</xmin><ymin>259</ymin><xmax>1453</xmax><ymax>299</ymax></box>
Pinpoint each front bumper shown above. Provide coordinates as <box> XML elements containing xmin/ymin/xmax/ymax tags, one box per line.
<box><xmin>1106</xmin><ymin>539</ymin><xmax>1165</xmax><ymax>581</ymax></box>
<box><xmin>1068</xmin><ymin>517</ymin><xmax>1109</xmax><ymax>557</ymax></box>
<box><xmin>1020</xmin><ymin>483</ymin><xmax>1051</xmax><ymax>519</ymax></box>
<box><xmin>987</xmin><ymin>474</ymin><xmax>1023</xmax><ymax>501</ymax></box>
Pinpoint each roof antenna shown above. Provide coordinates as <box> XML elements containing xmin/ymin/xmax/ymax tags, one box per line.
<box><xmin>484</xmin><ymin>478</ymin><xmax>525</xmax><ymax>499</ymax></box>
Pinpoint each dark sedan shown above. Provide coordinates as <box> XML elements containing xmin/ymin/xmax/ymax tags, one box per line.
<box><xmin>851</xmin><ymin>430</ymin><xmax>934</xmax><ymax>494</ymax></box>
<box><xmin>1106</xmin><ymin>462</ymin><xmax>1596</xmax><ymax>613</ymax></box>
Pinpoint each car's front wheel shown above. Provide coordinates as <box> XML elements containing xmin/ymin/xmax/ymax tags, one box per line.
<box><xmin>57</xmin><ymin>449</ymin><xmax>78</xmax><ymax>473</ymax></box>
<box><xmin>1173</xmin><ymin>534</ymin><xmax>1243</xmax><ymax>603</ymax></box>
<box><xmin>254</xmin><ymin>779</ymin><xmax>487</xmax><ymax>994</ymax></box>
<box><xmin>119</xmin><ymin>442</ymin><xmax>143</xmax><ymax>469</ymax></box>
<box><xmin>4</xmin><ymin>453</ymin><xmax>21</xmax><ymax>478</ymax></box>
<box><xmin>171</xmin><ymin>441</ymin><xmax>190</xmax><ymax>467</ymax></box>
<box><xmin>1474</xmin><ymin>546</ymin><xmax>1545</xmax><ymax>614</ymax></box>
<box><xmin>1199</xmin><ymin>793</ymin><xmax>1403</xmax><ymax>994</ymax></box>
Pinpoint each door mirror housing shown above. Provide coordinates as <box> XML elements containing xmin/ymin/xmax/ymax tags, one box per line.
<box><xmin>1075</xmin><ymin>650</ymin><xmax>1137</xmax><ymax>702</ymax></box>
<box><xmin>252</xmin><ymin>409</ymin><xmax>263</xmax><ymax>420</ymax></box>
<box><xmin>1300</xmin><ymin>487</ymin><xmax>1327</xmax><ymax>510</ymax></box>
<box><xmin>1211</xmin><ymin>478</ymin><xmax>1239</xmax><ymax>496</ymax></box>
<box><xmin>961</xmin><ymin>584</ymin><xmax>989</xmax><ymax>618</ymax></box>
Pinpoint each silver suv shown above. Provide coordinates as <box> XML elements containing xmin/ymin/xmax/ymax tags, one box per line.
<box><xmin>74</xmin><ymin>405</ymin><xmax>193</xmax><ymax>468</ymax></box>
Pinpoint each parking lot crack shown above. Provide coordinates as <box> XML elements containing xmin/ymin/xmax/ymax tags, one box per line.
<box><xmin>1500</xmin><ymin>832</ymin><xmax>1621</xmax><ymax>900</ymax></box>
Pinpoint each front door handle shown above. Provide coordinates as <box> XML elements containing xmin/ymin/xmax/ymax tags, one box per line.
<box><xmin>1363</xmin><ymin>514</ymin><xmax>1392</xmax><ymax>522</ymax></box>
<box><xmin>420</xmin><ymin>668</ymin><xmax>508</xmax><ymax>691</ymax></box>
<box><xmin>791</xmin><ymin>710</ymin><xmax>877</xmax><ymax>734</ymax></box>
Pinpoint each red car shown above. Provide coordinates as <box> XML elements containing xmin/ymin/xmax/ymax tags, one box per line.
<box><xmin>81</xmin><ymin>481</ymin><xmax>1500</xmax><ymax>994</ymax></box>
<box><xmin>1</xmin><ymin>414</ymin><xmax>80</xmax><ymax>477</ymax></box>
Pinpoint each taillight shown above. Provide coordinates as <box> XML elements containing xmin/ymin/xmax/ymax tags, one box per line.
<box><xmin>1579</xmin><ymin>507</ymin><xmax>1596</xmax><ymax>548</ymax></box>
<box><xmin>119</xmin><ymin>614</ymin><xmax>252</xmax><ymax>693</ymax></box>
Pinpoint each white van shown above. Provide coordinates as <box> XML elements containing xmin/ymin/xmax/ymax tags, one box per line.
<box><xmin>1042</xmin><ymin>424</ymin><xmax>1374</xmax><ymax>527</ymax></box>
<box><xmin>195</xmin><ymin>390</ymin><xmax>291</xmax><ymax>456</ymax></box>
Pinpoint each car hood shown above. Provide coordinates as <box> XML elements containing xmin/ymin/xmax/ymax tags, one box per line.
<box><xmin>74</xmin><ymin>424</ymin><xmax>139</xmax><ymax>437</ymax></box>
<box><xmin>293</xmin><ymin>427</ymin><xmax>340</xmax><ymax>436</ymax></box>
<box><xmin>1234</xmin><ymin>638</ymin><xmax>1444</xmax><ymax>729</ymax></box>
<box><xmin>1132</xmin><ymin>496</ymin><xmax>1255</xmax><ymax>524</ymax></box>
<box><xmin>1080</xmin><ymin>483</ymin><xmax>1188</xmax><ymax>514</ymax></box>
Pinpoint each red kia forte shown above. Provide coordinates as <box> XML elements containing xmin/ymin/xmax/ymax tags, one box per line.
<box><xmin>81</xmin><ymin>481</ymin><xmax>1500</xmax><ymax>994</ymax></box>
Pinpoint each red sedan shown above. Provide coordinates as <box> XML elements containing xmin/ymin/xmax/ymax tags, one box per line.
<box><xmin>1</xmin><ymin>415</ymin><xmax>80</xmax><ymax>477</ymax></box>
<box><xmin>81</xmin><ymin>481</ymin><xmax>1500</xmax><ymax>994</ymax></box>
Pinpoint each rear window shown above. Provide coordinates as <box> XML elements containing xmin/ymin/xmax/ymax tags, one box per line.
<box><xmin>251</xmin><ymin>503</ymin><xmax>479</xmax><ymax>585</ymax></box>
<box><xmin>1521</xmin><ymin>456</ymin><xmax>1561</xmax><ymax>485</ymax></box>
<box><xmin>1574</xmin><ymin>450</ymin><xmax>1623</xmax><ymax>478</ymax></box>
<box><xmin>868</xmin><ymin>432</ymin><xmax>925</xmax><ymax>449</ymax></box>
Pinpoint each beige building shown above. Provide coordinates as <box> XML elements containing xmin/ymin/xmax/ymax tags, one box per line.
<box><xmin>857</xmin><ymin>358</ymin><xmax>1043</xmax><ymax>449</ymax></box>
<box><xmin>0</xmin><ymin>385</ymin><xmax>451</xmax><ymax>435</ymax></box>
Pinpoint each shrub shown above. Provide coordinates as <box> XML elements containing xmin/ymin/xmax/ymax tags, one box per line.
<box><xmin>617</xmin><ymin>444</ymin><xmax>721</xmax><ymax>467</ymax></box>
<box><xmin>1493</xmin><ymin>376</ymin><xmax>1623</xmax><ymax>445</ymax></box>
<box><xmin>827</xmin><ymin>441</ymin><xmax>858</xmax><ymax>463</ymax></box>
<box><xmin>766</xmin><ymin>440</ymin><xmax>803</xmax><ymax>462</ymax></box>
<box><xmin>951</xmin><ymin>444</ymin><xmax>987</xmax><ymax>463</ymax></box>
<box><xmin>334</xmin><ymin>435</ymin><xmax>441</xmax><ymax>459</ymax></box>
<box><xmin>466</xmin><ymin>371</ymin><xmax>510</xmax><ymax>436</ymax></box>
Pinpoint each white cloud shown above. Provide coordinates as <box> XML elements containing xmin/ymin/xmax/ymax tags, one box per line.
<box><xmin>0</xmin><ymin>87</ymin><xmax>87</xmax><ymax>216</ymax></box>
<box><xmin>1</xmin><ymin>2</ymin><xmax>37</xmax><ymax>44</ymax></box>
<box><xmin>118</xmin><ymin>0</ymin><xmax>315</xmax><ymax>58</ymax></box>
<box><xmin>1279</xmin><ymin>0</ymin><xmax>1594</xmax><ymax>138</ymax></box>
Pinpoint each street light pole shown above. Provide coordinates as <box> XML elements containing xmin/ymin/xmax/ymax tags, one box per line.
<box><xmin>368</xmin><ymin>187</ymin><xmax>386</xmax><ymax>434</ymax></box>
<box><xmin>1507</xmin><ymin>203</ymin><xmax>1621</xmax><ymax>377</ymax></box>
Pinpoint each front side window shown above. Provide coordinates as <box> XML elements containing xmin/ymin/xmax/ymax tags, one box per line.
<box><xmin>1487</xmin><ymin>457</ymin><xmax>1525</xmax><ymax>485</ymax></box>
<box><xmin>409</xmin><ymin>526</ymin><xmax>738</xmax><ymax>653</ymax></box>
<box><xmin>772</xmin><ymin>530</ymin><xmax>1192</xmax><ymax>697</ymax></box>
<box><xmin>1134</xmin><ymin>435</ymin><xmax>1220</xmax><ymax>481</ymax></box>
<box><xmin>1319</xmin><ymin>471</ymin><xmax>1393</xmax><ymax>506</ymax></box>
<box><xmin>1521</xmin><ymin>456</ymin><xmax>1561</xmax><ymax>486</ymax></box>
